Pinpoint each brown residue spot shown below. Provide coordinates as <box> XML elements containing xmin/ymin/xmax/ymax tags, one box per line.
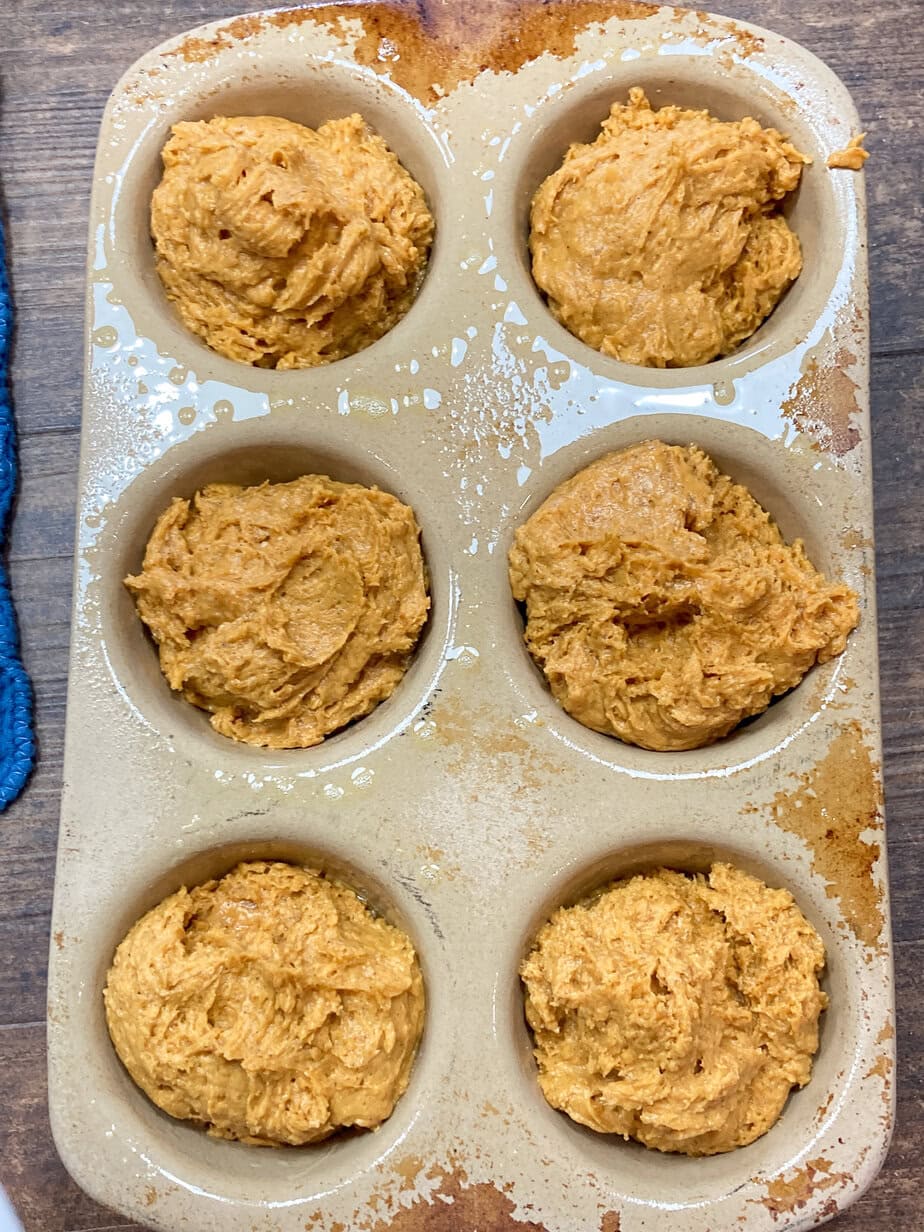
<box><xmin>865</xmin><ymin>1053</ymin><xmax>893</xmax><ymax>1081</ymax></box>
<box><xmin>722</xmin><ymin>22</ymin><xmax>765</xmax><ymax>57</ymax></box>
<box><xmin>393</xmin><ymin>1155</ymin><xmax>425</xmax><ymax>1192</ymax></box>
<box><xmin>782</xmin><ymin>347</ymin><xmax>862</xmax><ymax>457</ymax></box>
<box><xmin>760</xmin><ymin>1156</ymin><xmax>849</xmax><ymax>1219</ymax></box>
<box><xmin>370</xmin><ymin>1166</ymin><xmax>549</xmax><ymax>1231</ymax></box>
<box><xmin>877</xmin><ymin>1021</ymin><xmax>895</xmax><ymax>1043</ymax></box>
<box><xmin>168</xmin><ymin>2</ymin><xmax>657</xmax><ymax>102</ymax></box>
<box><xmin>706</xmin><ymin>22</ymin><xmax>764</xmax><ymax>61</ymax></box>
<box><xmin>840</xmin><ymin>528</ymin><xmax>870</xmax><ymax>551</ymax></box>
<box><xmin>427</xmin><ymin>1157</ymin><xmax>468</xmax><ymax>1187</ymax></box>
<box><xmin>53</xmin><ymin>930</ymin><xmax>64</xmax><ymax>950</ymax></box>
<box><xmin>824</xmin><ymin>672</ymin><xmax>856</xmax><ymax>712</ymax></box>
<box><xmin>432</xmin><ymin>696</ymin><xmax>559</xmax><ymax>794</ymax></box>
<box><xmin>144</xmin><ymin>1186</ymin><xmax>157</xmax><ymax>1207</ymax></box>
<box><xmin>168</xmin><ymin>13</ymin><xmax>263</xmax><ymax>63</ymax></box>
<box><xmin>767</xmin><ymin>721</ymin><xmax>884</xmax><ymax>947</ymax></box>
<box><xmin>686</xmin><ymin>14</ymin><xmax>765</xmax><ymax>57</ymax></box>
<box><xmin>814</xmin><ymin>1090</ymin><xmax>834</xmax><ymax>1123</ymax></box>
<box><xmin>523</xmin><ymin>820</ymin><xmax>552</xmax><ymax>857</ymax></box>
<box><xmin>415</xmin><ymin>845</ymin><xmax>459</xmax><ymax>882</ymax></box>
<box><xmin>600</xmin><ymin>1213</ymin><xmax>621</xmax><ymax>1232</ymax></box>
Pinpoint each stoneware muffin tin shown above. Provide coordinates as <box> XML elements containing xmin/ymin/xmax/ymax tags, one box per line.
<box><xmin>48</xmin><ymin>3</ymin><xmax>893</xmax><ymax>1229</ymax></box>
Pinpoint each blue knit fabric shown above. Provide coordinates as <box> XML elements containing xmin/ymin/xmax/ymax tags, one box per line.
<box><xmin>0</xmin><ymin>218</ymin><xmax>34</xmax><ymax>809</ymax></box>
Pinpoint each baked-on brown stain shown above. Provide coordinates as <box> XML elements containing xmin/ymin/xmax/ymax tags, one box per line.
<box><xmin>781</xmin><ymin>347</ymin><xmax>863</xmax><ymax>458</ymax></box>
<box><xmin>366</xmin><ymin>1161</ymin><xmax>622</xmax><ymax>1231</ymax></box>
<box><xmin>716</xmin><ymin>21</ymin><xmax>764</xmax><ymax>57</ymax></box>
<box><xmin>840</xmin><ymin>527</ymin><xmax>871</xmax><ymax>551</ymax></box>
<box><xmin>431</xmin><ymin>695</ymin><xmax>559</xmax><ymax>793</ymax></box>
<box><xmin>368</xmin><ymin>1166</ymin><xmax>551</xmax><ymax>1232</ymax></box>
<box><xmin>169</xmin><ymin>1</ymin><xmax>657</xmax><ymax>102</ymax></box>
<box><xmin>814</xmin><ymin>1089</ymin><xmax>834</xmax><ymax>1122</ymax></box>
<box><xmin>760</xmin><ymin>1156</ymin><xmax>849</xmax><ymax>1219</ymax></box>
<box><xmin>767</xmin><ymin>721</ymin><xmax>884</xmax><ymax>947</ymax></box>
<box><xmin>865</xmin><ymin>1053</ymin><xmax>893</xmax><ymax>1081</ymax></box>
<box><xmin>863</xmin><ymin>1041</ymin><xmax>895</xmax><ymax>1115</ymax></box>
<box><xmin>393</xmin><ymin>1155</ymin><xmax>425</xmax><ymax>1192</ymax></box>
<box><xmin>674</xmin><ymin>6</ymin><xmax>766</xmax><ymax>57</ymax></box>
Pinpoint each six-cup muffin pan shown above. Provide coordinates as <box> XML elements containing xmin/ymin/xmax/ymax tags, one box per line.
<box><xmin>48</xmin><ymin>3</ymin><xmax>894</xmax><ymax>1230</ymax></box>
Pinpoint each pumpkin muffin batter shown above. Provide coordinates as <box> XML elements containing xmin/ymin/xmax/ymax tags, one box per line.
<box><xmin>508</xmin><ymin>441</ymin><xmax>858</xmax><ymax>751</ymax></box>
<box><xmin>529</xmin><ymin>88</ymin><xmax>808</xmax><ymax>367</ymax></box>
<box><xmin>827</xmin><ymin>134</ymin><xmax>870</xmax><ymax>171</ymax></box>
<box><xmin>151</xmin><ymin>114</ymin><xmax>434</xmax><ymax>368</ymax></box>
<box><xmin>126</xmin><ymin>475</ymin><xmax>429</xmax><ymax>748</ymax></box>
<box><xmin>521</xmin><ymin>863</ymin><xmax>827</xmax><ymax>1155</ymax></box>
<box><xmin>105</xmin><ymin>861</ymin><xmax>425</xmax><ymax>1145</ymax></box>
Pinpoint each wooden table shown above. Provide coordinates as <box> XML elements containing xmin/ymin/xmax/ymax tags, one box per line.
<box><xmin>0</xmin><ymin>2</ymin><xmax>920</xmax><ymax>1228</ymax></box>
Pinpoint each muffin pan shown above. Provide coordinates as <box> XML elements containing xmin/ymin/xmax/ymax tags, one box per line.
<box><xmin>49</xmin><ymin>3</ymin><xmax>892</xmax><ymax>1230</ymax></box>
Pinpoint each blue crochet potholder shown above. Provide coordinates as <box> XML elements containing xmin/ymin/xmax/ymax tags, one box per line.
<box><xmin>0</xmin><ymin>217</ymin><xmax>35</xmax><ymax>809</ymax></box>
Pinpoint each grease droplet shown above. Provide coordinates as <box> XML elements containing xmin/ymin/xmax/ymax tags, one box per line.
<box><xmin>547</xmin><ymin>361</ymin><xmax>571</xmax><ymax>390</ymax></box>
<box><xmin>168</xmin><ymin>366</ymin><xmax>188</xmax><ymax>385</ymax></box>
<box><xmin>177</xmin><ymin>406</ymin><xmax>196</xmax><ymax>425</ymax></box>
<box><xmin>213</xmin><ymin>399</ymin><xmax>234</xmax><ymax>419</ymax></box>
<box><xmin>351</xmin><ymin>394</ymin><xmax>389</xmax><ymax>418</ymax></box>
<box><xmin>92</xmin><ymin>326</ymin><xmax>118</xmax><ymax>348</ymax></box>
<box><xmin>713</xmin><ymin>379</ymin><xmax>735</xmax><ymax>406</ymax></box>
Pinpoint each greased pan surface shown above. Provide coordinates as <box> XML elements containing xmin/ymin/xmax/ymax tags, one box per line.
<box><xmin>49</xmin><ymin>3</ymin><xmax>893</xmax><ymax>1229</ymax></box>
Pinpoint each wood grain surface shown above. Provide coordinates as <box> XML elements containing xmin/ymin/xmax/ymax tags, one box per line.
<box><xmin>0</xmin><ymin>1</ymin><xmax>921</xmax><ymax>1229</ymax></box>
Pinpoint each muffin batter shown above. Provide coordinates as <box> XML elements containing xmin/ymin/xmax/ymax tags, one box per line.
<box><xmin>529</xmin><ymin>88</ymin><xmax>808</xmax><ymax>367</ymax></box>
<box><xmin>508</xmin><ymin>441</ymin><xmax>858</xmax><ymax>751</ymax></box>
<box><xmin>151</xmin><ymin>114</ymin><xmax>434</xmax><ymax>368</ymax></box>
<box><xmin>827</xmin><ymin>134</ymin><xmax>869</xmax><ymax>171</ymax></box>
<box><xmin>521</xmin><ymin>863</ymin><xmax>827</xmax><ymax>1155</ymax></box>
<box><xmin>104</xmin><ymin>861</ymin><xmax>425</xmax><ymax>1146</ymax></box>
<box><xmin>126</xmin><ymin>475</ymin><xmax>429</xmax><ymax>748</ymax></box>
